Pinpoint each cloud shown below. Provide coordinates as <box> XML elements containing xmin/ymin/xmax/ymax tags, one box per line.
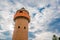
<box><xmin>34</xmin><ymin>32</ymin><xmax>60</xmax><ymax>40</ymax></box>
<box><xmin>28</xmin><ymin>32</ymin><xmax>36</xmax><ymax>40</ymax></box>
<box><xmin>46</xmin><ymin>4</ymin><xmax>51</xmax><ymax>8</ymax></box>
<box><xmin>0</xmin><ymin>25</ymin><xmax>2</xmax><ymax>30</ymax></box>
<box><xmin>0</xmin><ymin>33</ymin><xmax>6</xmax><ymax>39</ymax></box>
<box><xmin>38</xmin><ymin>7</ymin><xmax>45</xmax><ymax>13</ymax></box>
<box><xmin>48</xmin><ymin>18</ymin><xmax>60</xmax><ymax>32</ymax></box>
<box><xmin>0</xmin><ymin>0</ymin><xmax>60</xmax><ymax>40</ymax></box>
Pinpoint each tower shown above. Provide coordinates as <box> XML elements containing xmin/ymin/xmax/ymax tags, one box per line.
<box><xmin>12</xmin><ymin>8</ymin><xmax>30</xmax><ymax>40</ymax></box>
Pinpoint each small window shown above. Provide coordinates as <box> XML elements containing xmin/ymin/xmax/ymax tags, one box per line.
<box><xmin>24</xmin><ymin>27</ymin><xmax>26</xmax><ymax>29</ymax></box>
<box><xmin>19</xmin><ymin>11</ymin><xmax>23</xmax><ymax>13</ymax></box>
<box><xmin>18</xmin><ymin>26</ymin><xmax>20</xmax><ymax>28</ymax></box>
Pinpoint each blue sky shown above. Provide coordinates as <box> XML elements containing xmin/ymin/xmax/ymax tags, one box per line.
<box><xmin>0</xmin><ymin>0</ymin><xmax>60</xmax><ymax>40</ymax></box>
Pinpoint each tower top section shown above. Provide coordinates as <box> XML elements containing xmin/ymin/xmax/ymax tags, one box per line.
<box><xmin>14</xmin><ymin>7</ymin><xmax>30</xmax><ymax>23</ymax></box>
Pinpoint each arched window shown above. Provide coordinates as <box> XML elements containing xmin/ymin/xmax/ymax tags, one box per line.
<box><xmin>24</xmin><ymin>26</ymin><xmax>26</xmax><ymax>29</ymax></box>
<box><xmin>18</xmin><ymin>26</ymin><xmax>20</xmax><ymax>29</ymax></box>
<box><xmin>19</xmin><ymin>11</ymin><xmax>23</xmax><ymax>13</ymax></box>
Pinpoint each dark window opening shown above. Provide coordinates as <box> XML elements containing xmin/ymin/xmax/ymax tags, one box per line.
<box><xmin>18</xmin><ymin>26</ymin><xmax>20</xmax><ymax>28</ymax></box>
<box><xmin>19</xmin><ymin>11</ymin><xmax>23</xmax><ymax>13</ymax></box>
<box><xmin>24</xmin><ymin>27</ymin><xmax>26</xmax><ymax>29</ymax></box>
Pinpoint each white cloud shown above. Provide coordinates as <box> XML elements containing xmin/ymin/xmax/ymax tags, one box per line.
<box><xmin>34</xmin><ymin>32</ymin><xmax>60</xmax><ymax>40</ymax></box>
<box><xmin>0</xmin><ymin>0</ymin><xmax>60</xmax><ymax>40</ymax></box>
<box><xmin>0</xmin><ymin>33</ymin><xmax>6</xmax><ymax>39</ymax></box>
<box><xmin>34</xmin><ymin>32</ymin><xmax>53</xmax><ymax>40</ymax></box>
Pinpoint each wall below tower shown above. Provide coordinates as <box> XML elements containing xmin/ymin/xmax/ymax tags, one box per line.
<box><xmin>12</xmin><ymin>18</ymin><xmax>28</xmax><ymax>40</ymax></box>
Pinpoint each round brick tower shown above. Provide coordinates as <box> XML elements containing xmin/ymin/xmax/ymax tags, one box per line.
<box><xmin>12</xmin><ymin>8</ymin><xmax>30</xmax><ymax>40</ymax></box>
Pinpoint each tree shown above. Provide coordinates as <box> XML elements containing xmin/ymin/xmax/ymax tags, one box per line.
<box><xmin>58</xmin><ymin>37</ymin><xmax>60</xmax><ymax>40</ymax></box>
<box><xmin>52</xmin><ymin>35</ymin><xmax>57</xmax><ymax>40</ymax></box>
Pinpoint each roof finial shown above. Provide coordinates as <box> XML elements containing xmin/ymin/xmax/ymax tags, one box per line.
<box><xmin>21</xmin><ymin>7</ymin><xmax>25</xmax><ymax>10</ymax></box>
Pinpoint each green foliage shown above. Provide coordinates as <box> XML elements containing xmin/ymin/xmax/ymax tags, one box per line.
<box><xmin>52</xmin><ymin>35</ymin><xmax>57</xmax><ymax>40</ymax></box>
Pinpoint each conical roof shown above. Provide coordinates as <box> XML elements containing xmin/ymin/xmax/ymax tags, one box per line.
<box><xmin>14</xmin><ymin>8</ymin><xmax>30</xmax><ymax>23</ymax></box>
